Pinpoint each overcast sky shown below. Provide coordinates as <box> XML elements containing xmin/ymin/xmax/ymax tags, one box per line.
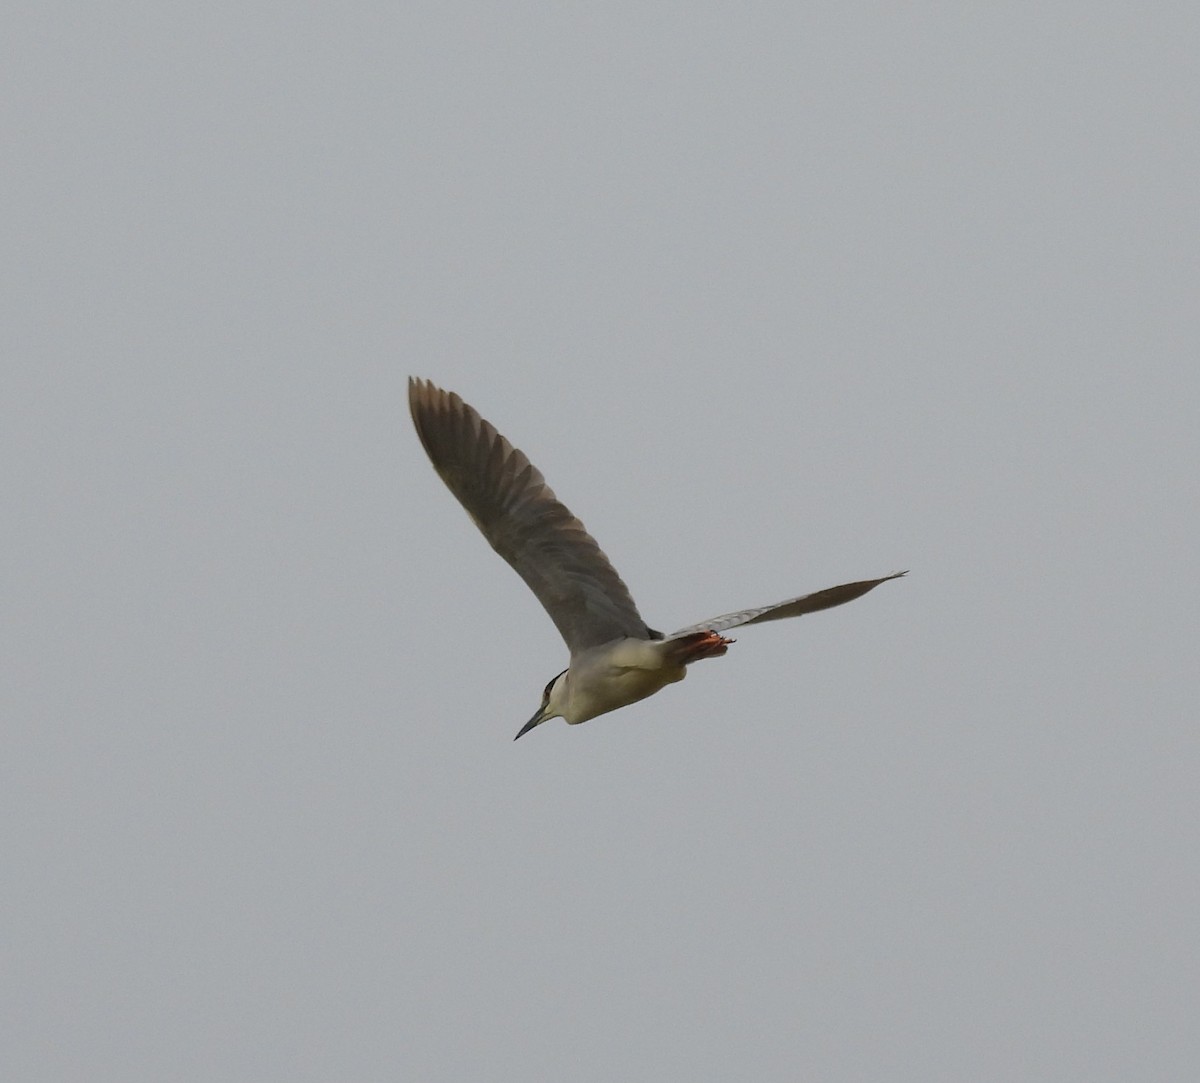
<box><xmin>5</xmin><ymin>3</ymin><xmax>1198</xmax><ymax>1080</ymax></box>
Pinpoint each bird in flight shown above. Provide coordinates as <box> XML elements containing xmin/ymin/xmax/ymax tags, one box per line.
<box><xmin>409</xmin><ymin>378</ymin><xmax>904</xmax><ymax>740</ymax></box>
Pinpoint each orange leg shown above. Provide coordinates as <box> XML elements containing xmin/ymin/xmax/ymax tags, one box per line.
<box><xmin>670</xmin><ymin>630</ymin><xmax>735</xmax><ymax>664</ymax></box>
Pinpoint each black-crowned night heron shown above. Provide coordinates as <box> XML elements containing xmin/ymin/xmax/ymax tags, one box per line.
<box><xmin>409</xmin><ymin>378</ymin><xmax>904</xmax><ymax>740</ymax></box>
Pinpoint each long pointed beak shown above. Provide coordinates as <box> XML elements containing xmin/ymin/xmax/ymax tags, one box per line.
<box><xmin>514</xmin><ymin>707</ymin><xmax>545</xmax><ymax>741</ymax></box>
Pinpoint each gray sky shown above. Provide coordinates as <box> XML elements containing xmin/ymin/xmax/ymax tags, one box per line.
<box><xmin>5</xmin><ymin>4</ymin><xmax>1198</xmax><ymax>1080</ymax></box>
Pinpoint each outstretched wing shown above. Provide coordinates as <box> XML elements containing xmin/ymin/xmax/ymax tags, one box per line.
<box><xmin>666</xmin><ymin>572</ymin><xmax>906</xmax><ymax>639</ymax></box>
<box><xmin>408</xmin><ymin>378</ymin><xmax>656</xmax><ymax>654</ymax></box>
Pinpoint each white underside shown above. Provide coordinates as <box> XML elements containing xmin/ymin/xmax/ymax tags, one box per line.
<box><xmin>557</xmin><ymin>638</ymin><xmax>690</xmax><ymax>725</ymax></box>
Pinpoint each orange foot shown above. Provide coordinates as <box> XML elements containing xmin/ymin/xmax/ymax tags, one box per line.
<box><xmin>672</xmin><ymin>630</ymin><xmax>735</xmax><ymax>664</ymax></box>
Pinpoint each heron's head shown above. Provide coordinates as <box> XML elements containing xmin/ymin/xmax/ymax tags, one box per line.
<box><xmin>514</xmin><ymin>668</ymin><xmax>568</xmax><ymax>740</ymax></box>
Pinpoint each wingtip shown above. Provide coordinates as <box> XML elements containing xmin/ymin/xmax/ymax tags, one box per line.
<box><xmin>407</xmin><ymin>375</ymin><xmax>434</xmax><ymax>402</ymax></box>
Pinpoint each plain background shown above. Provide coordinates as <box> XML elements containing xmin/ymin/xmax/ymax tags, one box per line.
<box><xmin>5</xmin><ymin>3</ymin><xmax>1197</xmax><ymax>1080</ymax></box>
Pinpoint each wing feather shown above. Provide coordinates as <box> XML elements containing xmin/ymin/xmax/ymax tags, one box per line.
<box><xmin>408</xmin><ymin>378</ymin><xmax>654</xmax><ymax>654</ymax></box>
<box><xmin>666</xmin><ymin>572</ymin><xmax>906</xmax><ymax>639</ymax></box>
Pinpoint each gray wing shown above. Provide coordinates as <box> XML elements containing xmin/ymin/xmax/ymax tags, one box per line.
<box><xmin>408</xmin><ymin>378</ymin><xmax>656</xmax><ymax>654</ymax></box>
<box><xmin>666</xmin><ymin>572</ymin><xmax>906</xmax><ymax>639</ymax></box>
